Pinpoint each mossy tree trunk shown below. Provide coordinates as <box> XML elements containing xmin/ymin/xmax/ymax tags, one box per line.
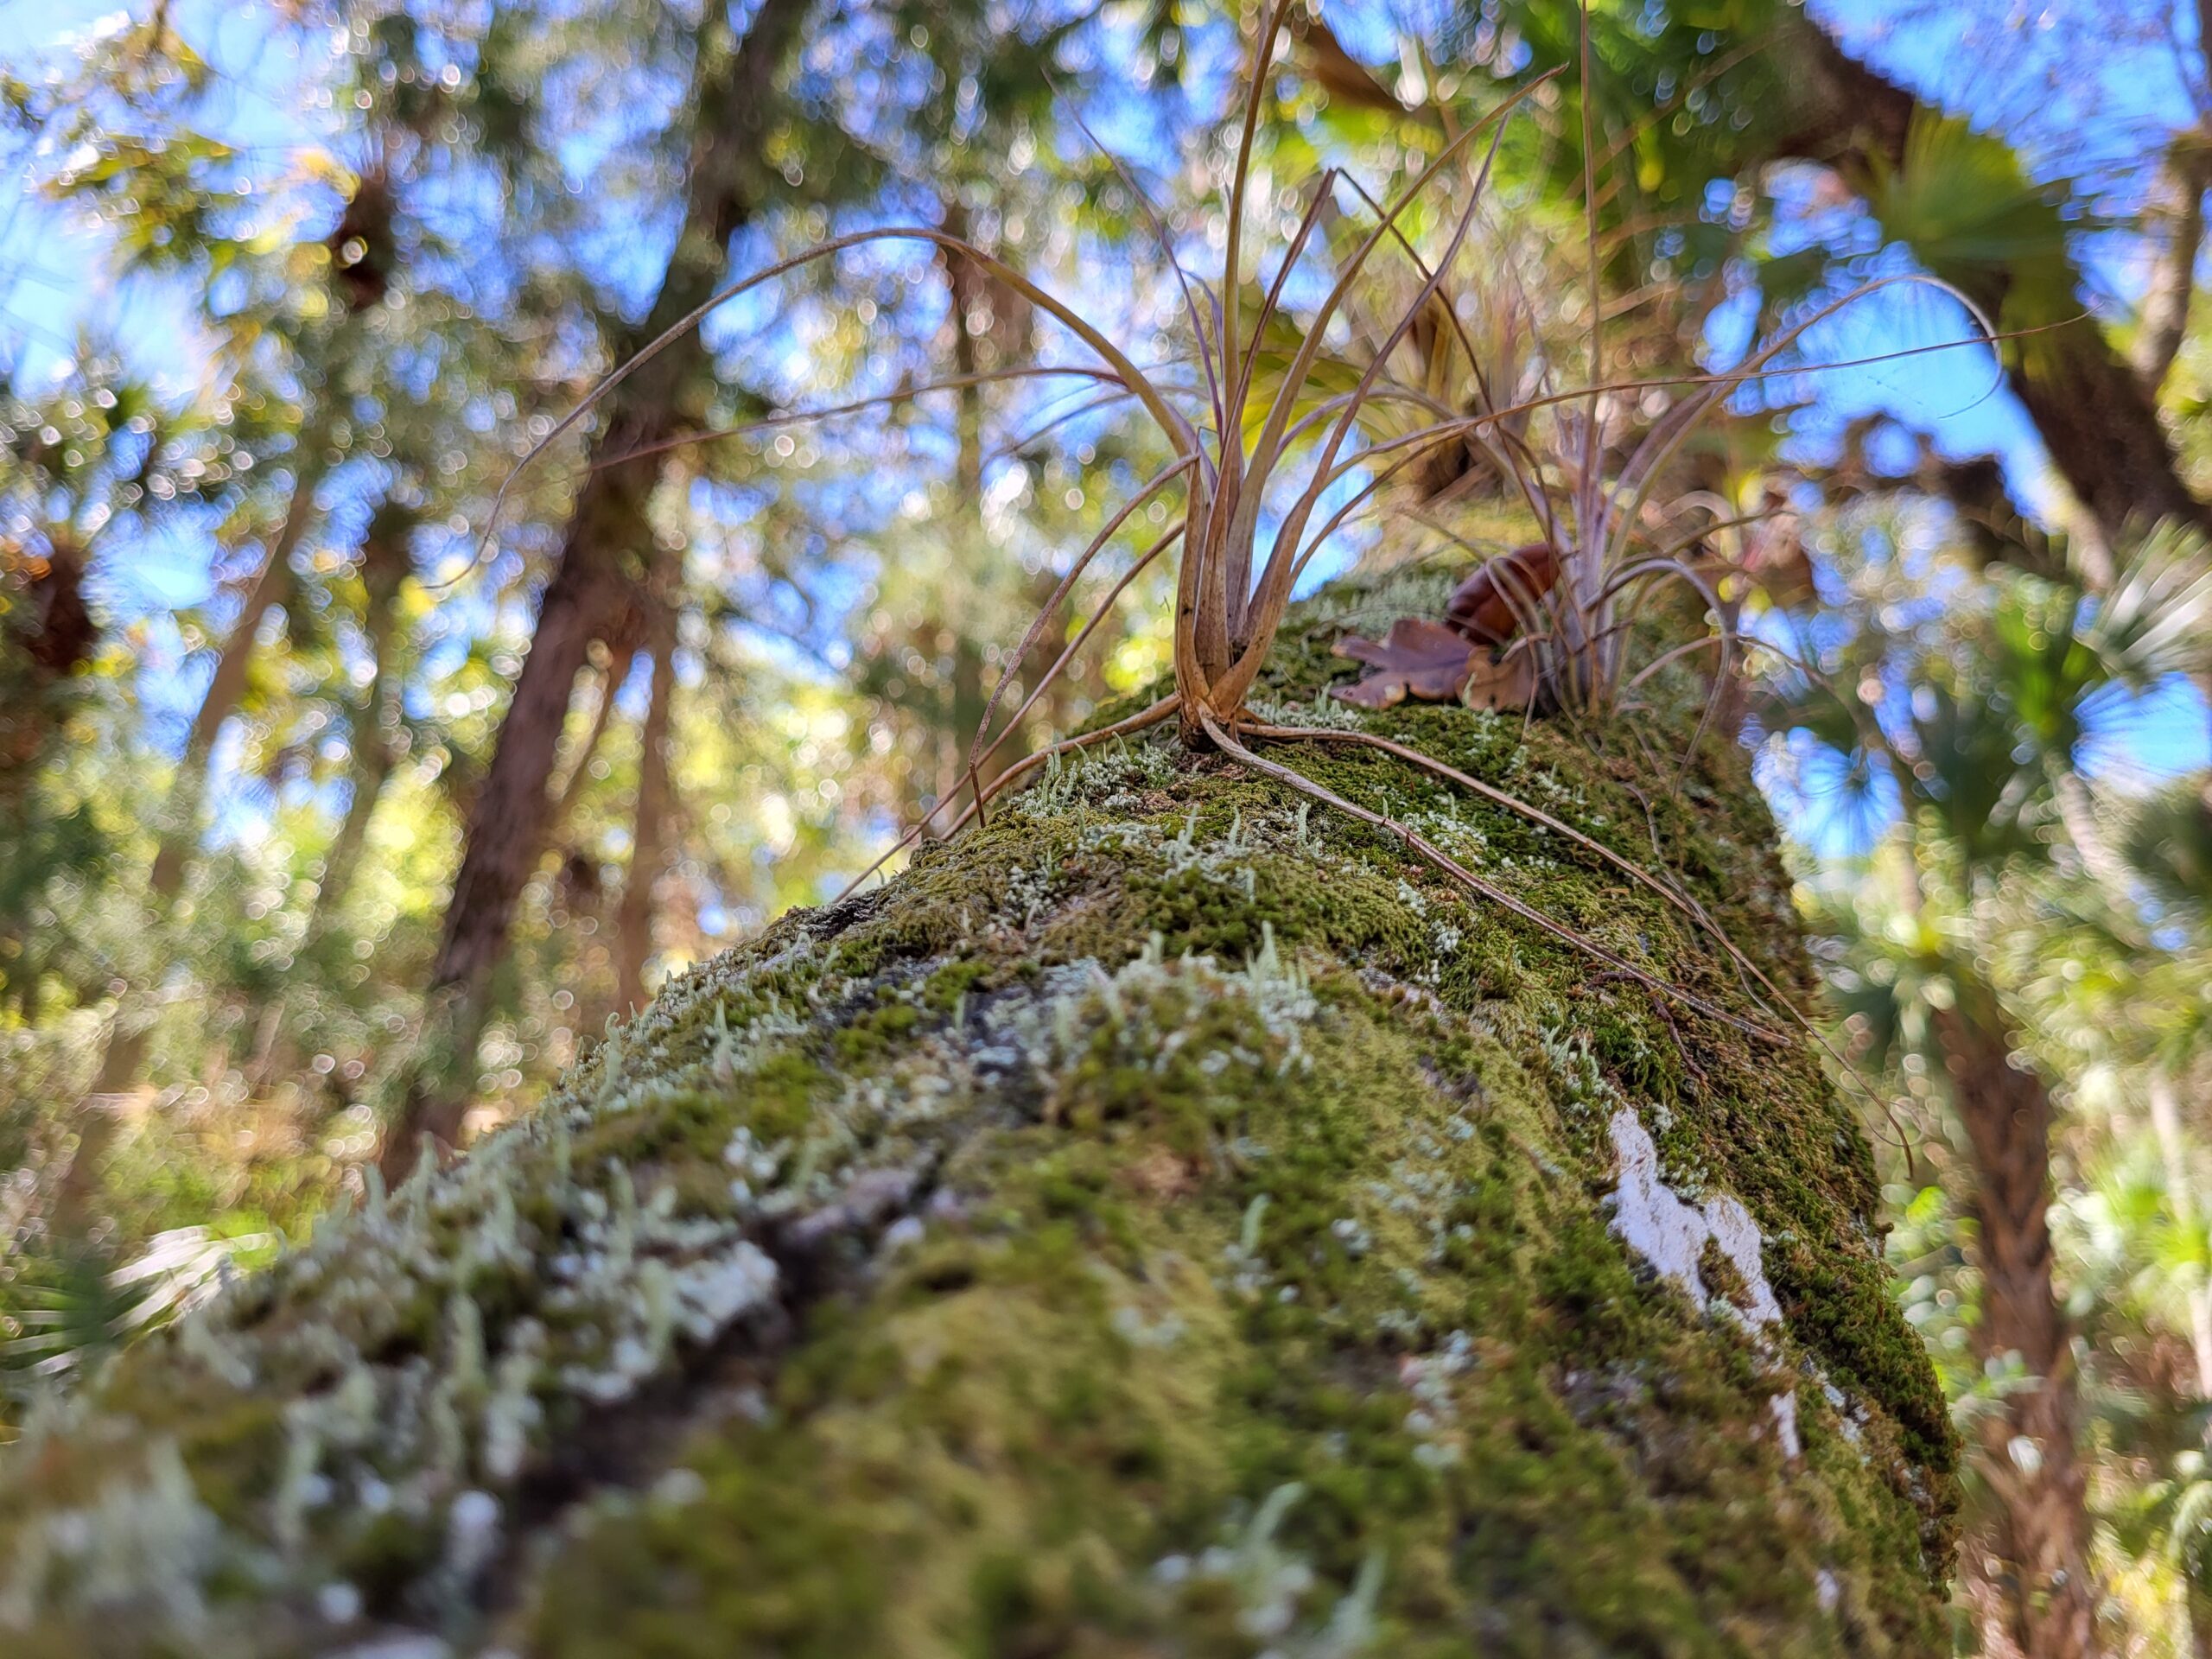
<box><xmin>0</xmin><ymin>572</ymin><xmax>1957</xmax><ymax>1656</ymax></box>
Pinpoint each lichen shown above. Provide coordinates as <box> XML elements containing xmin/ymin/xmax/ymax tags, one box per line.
<box><xmin>0</xmin><ymin>569</ymin><xmax>1956</xmax><ymax>1656</ymax></box>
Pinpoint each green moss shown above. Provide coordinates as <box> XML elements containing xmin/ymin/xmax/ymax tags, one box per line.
<box><xmin>832</xmin><ymin>1000</ymin><xmax>921</xmax><ymax>1064</ymax></box>
<box><xmin>525</xmin><ymin>572</ymin><xmax>1954</xmax><ymax>1653</ymax></box>
<box><xmin>536</xmin><ymin>926</ymin><xmax>1948</xmax><ymax>1656</ymax></box>
<box><xmin>920</xmin><ymin>958</ymin><xmax>992</xmax><ymax>1012</ymax></box>
<box><xmin>0</xmin><ymin>567</ymin><xmax>1955</xmax><ymax>1656</ymax></box>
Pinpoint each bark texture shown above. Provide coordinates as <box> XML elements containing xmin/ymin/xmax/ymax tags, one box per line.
<box><xmin>0</xmin><ymin>569</ymin><xmax>1956</xmax><ymax>1656</ymax></box>
<box><xmin>1935</xmin><ymin>999</ymin><xmax>2096</xmax><ymax>1659</ymax></box>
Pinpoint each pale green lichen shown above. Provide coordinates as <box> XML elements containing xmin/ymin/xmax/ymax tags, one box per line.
<box><xmin>0</xmin><ymin>571</ymin><xmax>1956</xmax><ymax>1657</ymax></box>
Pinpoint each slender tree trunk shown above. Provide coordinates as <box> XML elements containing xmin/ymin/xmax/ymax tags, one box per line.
<box><xmin>2134</xmin><ymin>138</ymin><xmax>2209</xmax><ymax>397</ymax></box>
<box><xmin>1936</xmin><ymin>999</ymin><xmax>2100</xmax><ymax>1659</ymax></box>
<box><xmin>941</xmin><ymin>200</ymin><xmax>989</xmax><ymax>506</ymax></box>
<box><xmin>386</xmin><ymin>0</ymin><xmax>813</xmax><ymax>1173</ymax></box>
<box><xmin>613</xmin><ymin>620</ymin><xmax>674</xmax><ymax>1015</ymax></box>
<box><xmin>0</xmin><ymin>574</ymin><xmax>1961</xmax><ymax>1655</ymax></box>
<box><xmin>144</xmin><ymin>292</ymin><xmax>370</xmax><ymax>912</ymax></box>
<box><xmin>220</xmin><ymin>513</ymin><xmax>419</xmax><ymax>1103</ymax></box>
<box><xmin>388</xmin><ymin>547</ymin><xmax>615</xmax><ymax>1175</ymax></box>
<box><xmin>143</xmin><ymin>520</ymin><xmax>299</xmax><ymax>904</ymax></box>
<box><xmin>544</xmin><ymin>642</ymin><xmax>638</xmax><ymax>853</ymax></box>
<box><xmin>305</xmin><ymin>508</ymin><xmax>415</xmax><ymax>949</ymax></box>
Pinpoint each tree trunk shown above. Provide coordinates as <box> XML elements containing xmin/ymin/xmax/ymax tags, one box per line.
<box><xmin>305</xmin><ymin>507</ymin><xmax>416</xmax><ymax>949</ymax></box>
<box><xmin>391</xmin><ymin>0</ymin><xmax>810</xmax><ymax>1167</ymax></box>
<box><xmin>2133</xmin><ymin>137</ymin><xmax>2209</xmax><ymax>397</ymax></box>
<box><xmin>613</xmin><ymin>621</ymin><xmax>675</xmax><ymax>1016</ymax></box>
<box><xmin>1775</xmin><ymin>17</ymin><xmax>2211</xmax><ymax>549</ymax></box>
<box><xmin>144</xmin><ymin>404</ymin><xmax>345</xmax><ymax>912</ymax></box>
<box><xmin>544</xmin><ymin>641</ymin><xmax>638</xmax><ymax>855</ymax></box>
<box><xmin>1935</xmin><ymin>999</ymin><xmax>2099</xmax><ymax>1659</ymax></box>
<box><xmin>0</xmin><ymin>572</ymin><xmax>1958</xmax><ymax>1656</ymax></box>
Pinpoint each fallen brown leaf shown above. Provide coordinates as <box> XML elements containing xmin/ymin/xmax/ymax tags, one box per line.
<box><xmin>1460</xmin><ymin>645</ymin><xmax>1537</xmax><ymax>710</ymax></box>
<box><xmin>1446</xmin><ymin>542</ymin><xmax>1559</xmax><ymax>645</ymax></box>
<box><xmin>1331</xmin><ymin>617</ymin><xmax>1475</xmax><ymax>709</ymax></box>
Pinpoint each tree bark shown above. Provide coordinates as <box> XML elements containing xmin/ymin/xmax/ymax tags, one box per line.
<box><xmin>391</xmin><ymin>0</ymin><xmax>811</xmax><ymax>1167</ymax></box>
<box><xmin>1935</xmin><ymin>998</ymin><xmax>2099</xmax><ymax>1659</ymax></box>
<box><xmin>0</xmin><ymin>573</ymin><xmax>1959</xmax><ymax>1656</ymax></box>
<box><xmin>2134</xmin><ymin>138</ymin><xmax>2209</xmax><ymax>397</ymax></box>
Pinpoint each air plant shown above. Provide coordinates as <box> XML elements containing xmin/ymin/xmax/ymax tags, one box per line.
<box><xmin>480</xmin><ymin>1</ymin><xmax>2001</xmax><ymax>1060</ymax></box>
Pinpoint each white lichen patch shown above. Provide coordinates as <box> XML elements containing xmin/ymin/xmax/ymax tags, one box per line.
<box><xmin>1241</xmin><ymin>692</ymin><xmax>1369</xmax><ymax>733</ymax></box>
<box><xmin>1770</xmin><ymin>1390</ymin><xmax>1802</xmax><ymax>1460</ymax></box>
<box><xmin>1007</xmin><ymin>931</ymin><xmax>1321</xmax><ymax>1089</ymax></box>
<box><xmin>1820</xmin><ymin>1376</ymin><xmax>1869</xmax><ymax>1453</ymax></box>
<box><xmin>1605</xmin><ymin>1108</ymin><xmax>1780</xmax><ymax>1330</ymax></box>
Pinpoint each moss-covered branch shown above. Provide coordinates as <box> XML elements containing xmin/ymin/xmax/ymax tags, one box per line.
<box><xmin>0</xmin><ymin>569</ymin><xmax>1955</xmax><ymax>1656</ymax></box>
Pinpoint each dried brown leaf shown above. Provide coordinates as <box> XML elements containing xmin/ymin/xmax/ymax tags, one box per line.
<box><xmin>1445</xmin><ymin>542</ymin><xmax>1559</xmax><ymax>645</ymax></box>
<box><xmin>1459</xmin><ymin>645</ymin><xmax>1536</xmax><ymax>710</ymax></box>
<box><xmin>1331</xmin><ymin>617</ymin><xmax>1475</xmax><ymax>709</ymax></box>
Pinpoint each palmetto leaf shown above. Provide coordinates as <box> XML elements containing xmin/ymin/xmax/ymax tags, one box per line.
<box><xmin>1</xmin><ymin>1225</ymin><xmax>270</xmax><ymax>1403</ymax></box>
<box><xmin>2080</xmin><ymin>519</ymin><xmax>2212</xmax><ymax>690</ymax></box>
<box><xmin>2122</xmin><ymin>779</ymin><xmax>2212</xmax><ymax>926</ymax></box>
<box><xmin>1858</xmin><ymin>109</ymin><xmax>2099</xmax><ymax>388</ymax></box>
<box><xmin>1865</xmin><ymin>114</ymin><xmax>2070</xmax><ymax>272</ymax></box>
